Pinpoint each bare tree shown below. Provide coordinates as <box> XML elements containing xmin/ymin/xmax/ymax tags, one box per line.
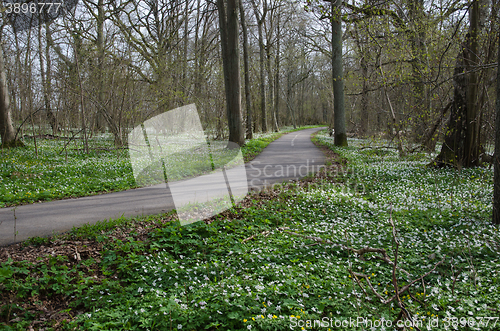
<box><xmin>330</xmin><ymin>0</ymin><xmax>347</xmax><ymax>146</ymax></box>
<box><xmin>0</xmin><ymin>28</ymin><xmax>23</xmax><ymax>148</ymax></box>
<box><xmin>493</xmin><ymin>25</ymin><xmax>500</xmax><ymax>225</ymax></box>
<box><xmin>250</xmin><ymin>0</ymin><xmax>268</xmax><ymax>132</ymax></box>
<box><xmin>239</xmin><ymin>0</ymin><xmax>253</xmax><ymax>139</ymax></box>
<box><xmin>217</xmin><ymin>0</ymin><xmax>244</xmax><ymax>146</ymax></box>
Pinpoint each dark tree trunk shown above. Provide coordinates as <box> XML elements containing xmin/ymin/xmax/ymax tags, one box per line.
<box><xmin>0</xmin><ymin>38</ymin><xmax>22</xmax><ymax>148</ymax></box>
<box><xmin>493</xmin><ymin>28</ymin><xmax>500</xmax><ymax>225</ymax></box>
<box><xmin>434</xmin><ymin>2</ymin><xmax>482</xmax><ymax>168</ymax></box>
<box><xmin>95</xmin><ymin>0</ymin><xmax>106</xmax><ymax>132</ymax></box>
<box><xmin>274</xmin><ymin>21</ymin><xmax>281</xmax><ymax>131</ymax></box>
<box><xmin>331</xmin><ymin>0</ymin><xmax>347</xmax><ymax>146</ymax></box>
<box><xmin>433</xmin><ymin>43</ymin><xmax>468</xmax><ymax>167</ymax></box>
<box><xmin>217</xmin><ymin>0</ymin><xmax>244</xmax><ymax>146</ymax></box>
<box><xmin>239</xmin><ymin>0</ymin><xmax>253</xmax><ymax>139</ymax></box>
<box><xmin>464</xmin><ymin>1</ymin><xmax>481</xmax><ymax>167</ymax></box>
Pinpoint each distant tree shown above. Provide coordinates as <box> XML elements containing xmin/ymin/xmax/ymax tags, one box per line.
<box><xmin>217</xmin><ymin>0</ymin><xmax>245</xmax><ymax>146</ymax></box>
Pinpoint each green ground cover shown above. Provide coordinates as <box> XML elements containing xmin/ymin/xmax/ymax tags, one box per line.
<box><xmin>1</xmin><ymin>130</ymin><xmax>498</xmax><ymax>330</ymax></box>
<box><xmin>0</xmin><ymin>126</ymin><xmax>318</xmax><ymax>208</ymax></box>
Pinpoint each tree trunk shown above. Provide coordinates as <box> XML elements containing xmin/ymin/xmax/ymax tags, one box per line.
<box><xmin>360</xmin><ymin>52</ymin><xmax>368</xmax><ymax>137</ymax></box>
<box><xmin>408</xmin><ymin>0</ymin><xmax>429</xmax><ymax>146</ymax></box>
<box><xmin>331</xmin><ymin>0</ymin><xmax>347</xmax><ymax>146</ymax></box>
<box><xmin>39</xmin><ymin>24</ymin><xmax>58</xmax><ymax>135</ymax></box>
<box><xmin>464</xmin><ymin>0</ymin><xmax>481</xmax><ymax>167</ymax></box>
<box><xmin>274</xmin><ymin>21</ymin><xmax>281</xmax><ymax>131</ymax></box>
<box><xmin>95</xmin><ymin>0</ymin><xmax>106</xmax><ymax>132</ymax></box>
<box><xmin>267</xmin><ymin>46</ymin><xmax>277</xmax><ymax>132</ymax></box>
<box><xmin>0</xmin><ymin>37</ymin><xmax>22</xmax><ymax>148</ymax></box>
<box><xmin>251</xmin><ymin>0</ymin><xmax>267</xmax><ymax>132</ymax></box>
<box><xmin>434</xmin><ymin>2</ymin><xmax>483</xmax><ymax>168</ymax></box>
<box><xmin>493</xmin><ymin>27</ymin><xmax>500</xmax><ymax>225</ymax></box>
<box><xmin>217</xmin><ymin>0</ymin><xmax>244</xmax><ymax>146</ymax></box>
<box><xmin>239</xmin><ymin>0</ymin><xmax>253</xmax><ymax>139</ymax></box>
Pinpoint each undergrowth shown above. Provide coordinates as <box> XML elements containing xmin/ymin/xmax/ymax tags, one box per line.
<box><xmin>1</xmin><ymin>129</ymin><xmax>498</xmax><ymax>330</ymax></box>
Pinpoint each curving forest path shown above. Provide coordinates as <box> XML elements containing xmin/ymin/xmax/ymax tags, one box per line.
<box><xmin>0</xmin><ymin>127</ymin><xmax>326</xmax><ymax>246</ymax></box>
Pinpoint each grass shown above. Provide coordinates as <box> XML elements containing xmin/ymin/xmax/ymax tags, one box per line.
<box><xmin>0</xmin><ymin>126</ymin><xmax>321</xmax><ymax>208</ymax></box>
<box><xmin>1</xmin><ymin>129</ymin><xmax>498</xmax><ymax>330</ymax></box>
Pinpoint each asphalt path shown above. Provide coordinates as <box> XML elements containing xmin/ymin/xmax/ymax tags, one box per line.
<box><xmin>0</xmin><ymin>127</ymin><xmax>325</xmax><ymax>246</ymax></box>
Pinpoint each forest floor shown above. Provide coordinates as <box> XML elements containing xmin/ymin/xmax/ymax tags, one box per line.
<box><xmin>1</xmin><ymin>130</ymin><xmax>499</xmax><ymax>331</ymax></box>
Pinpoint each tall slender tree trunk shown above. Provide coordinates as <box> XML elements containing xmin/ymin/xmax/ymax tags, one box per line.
<box><xmin>267</xmin><ymin>43</ymin><xmax>278</xmax><ymax>132</ymax></box>
<box><xmin>258</xmin><ymin>18</ymin><xmax>267</xmax><ymax>132</ymax></box>
<box><xmin>217</xmin><ymin>0</ymin><xmax>244</xmax><ymax>146</ymax></box>
<box><xmin>39</xmin><ymin>24</ymin><xmax>58</xmax><ymax>135</ymax></box>
<box><xmin>239</xmin><ymin>0</ymin><xmax>253</xmax><ymax>139</ymax></box>
<box><xmin>0</xmin><ymin>35</ymin><xmax>22</xmax><ymax>147</ymax></box>
<box><xmin>286</xmin><ymin>74</ymin><xmax>296</xmax><ymax>129</ymax></box>
<box><xmin>274</xmin><ymin>21</ymin><xmax>281</xmax><ymax>130</ymax></box>
<box><xmin>355</xmin><ymin>22</ymin><xmax>368</xmax><ymax>137</ymax></box>
<box><xmin>251</xmin><ymin>0</ymin><xmax>267</xmax><ymax>132</ymax></box>
<box><xmin>95</xmin><ymin>0</ymin><xmax>106</xmax><ymax>132</ymax></box>
<box><xmin>331</xmin><ymin>0</ymin><xmax>347</xmax><ymax>146</ymax></box>
<box><xmin>408</xmin><ymin>0</ymin><xmax>429</xmax><ymax>146</ymax></box>
<box><xmin>464</xmin><ymin>0</ymin><xmax>481</xmax><ymax>166</ymax></box>
<box><xmin>493</xmin><ymin>27</ymin><xmax>500</xmax><ymax>225</ymax></box>
<box><xmin>360</xmin><ymin>54</ymin><xmax>368</xmax><ymax>136</ymax></box>
<box><xmin>183</xmin><ymin>0</ymin><xmax>189</xmax><ymax>96</ymax></box>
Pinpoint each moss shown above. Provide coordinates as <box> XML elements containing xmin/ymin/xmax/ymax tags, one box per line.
<box><xmin>1</xmin><ymin>139</ymin><xmax>25</xmax><ymax>149</ymax></box>
<box><xmin>334</xmin><ymin>132</ymin><xmax>348</xmax><ymax>147</ymax></box>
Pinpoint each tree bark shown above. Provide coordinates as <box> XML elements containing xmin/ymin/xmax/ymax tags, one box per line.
<box><xmin>39</xmin><ymin>24</ymin><xmax>58</xmax><ymax>135</ymax></box>
<box><xmin>251</xmin><ymin>0</ymin><xmax>267</xmax><ymax>132</ymax></box>
<box><xmin>274</xmin><ymin>19</ymin><xmax>281</xmax><ymax>131</ymax></box>
<box><xmin>408</xmin><ymin>0</ymin><xmax>429</xmax><ymax>146</ymax></box>
<box><xmin>354</xmin><ymin>23</ymin><xmax>369</xmax><ymax>137</ymax></box>
<box><xmin>331</xmin><ymin>0</ymin><xmax>347</xmax><ymax>146</ymax></box>
<box><xmin>434</xmin><ymin>2</ymin><xmax>484</xmax><ymax>168</ymax></box>
<box><xmin>95</xmin><ymin>0</ymin><xmax>106</xmax><ymax>132</ymax></box>
<box><xmin>239</xmin><ymin>0</ymin><xmax>253</xmax><ymax>139</ymax></box>
<box><xmin>0</xmin><ymin>36</ymin><xmax>22</xmax><ymax>148</ymax></box>
<box><xmin>464</xmin><ymin>0</ymin><xmax>481</xmax><ymax>167</ymax></box>
<box><xmin>217</xmin><ymin>0</ymin><xmax>244</xmax><ymax>146</ymax></box>
<box><xmin>493</xmin><ymin>27</ymin><xmax>500</xmax><ymax>225</ymax></box>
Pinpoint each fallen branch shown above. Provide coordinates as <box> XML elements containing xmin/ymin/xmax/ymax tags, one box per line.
<box><xmin>242</xmin><ymin>230</ymin><xmax>271</xmax><ymax>243</ymax></box>
<box><xmin>280</xmin><ymin>207</ymin><xmax>445</xmax><ymax>331</ymax></box>
<box><xmin>350</xmin><ymin>257</ymin><xmax>444</xmax><ymax>305</ymax></box>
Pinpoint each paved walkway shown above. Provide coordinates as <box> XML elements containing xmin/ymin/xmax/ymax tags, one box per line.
<box><xmin>0</xmin><ymin>127</ymin><xmax>325</xmax><ymax>245</ymax></box>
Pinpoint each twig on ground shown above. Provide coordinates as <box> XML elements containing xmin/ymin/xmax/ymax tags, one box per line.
<box><xmin>242</xmin><ymin>230</ymin><xmax>271</xmax><ymax>243</ymax></box>
<box><xmin>349</xmin><ymin>257</ymin><xmax>444</xmax><ymax>305</ymax></box>
<box><xmin>280</xmin><ymin>206</ymin><xmax>446</xmax><ymax>331</ymax></box>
